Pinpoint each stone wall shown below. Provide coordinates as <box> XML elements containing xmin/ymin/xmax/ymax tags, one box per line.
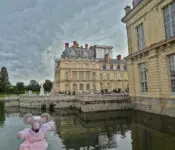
<box><xmin>131</xmin><ymin>96</ymin><xmax>175</xmax><ymax>117</ymax></box>
<box><xmin>4</xmin><ymin>94</ymin><xmax>131</xmax><ymax>112</ymax></box>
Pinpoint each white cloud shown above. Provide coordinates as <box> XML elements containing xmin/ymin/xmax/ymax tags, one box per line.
<box><xmin>0</xmin><ymin>0</ymin><xmax>132</xmax><ymax>84</ymax></box>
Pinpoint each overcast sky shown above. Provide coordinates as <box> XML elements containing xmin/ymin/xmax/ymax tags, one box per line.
<box><xmin>0</xmin><ymin>0</ymin><xmax>132</xmax><ymax>85</ymax></box>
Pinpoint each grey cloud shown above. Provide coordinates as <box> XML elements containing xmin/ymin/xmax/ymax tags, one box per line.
<box><xmin>0</xmin><ymin>0</ymin><xmax>132</xmax><ymax>84</ymax></box>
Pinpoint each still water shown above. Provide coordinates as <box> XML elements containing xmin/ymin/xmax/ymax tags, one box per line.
<box><xmin>0</xmin><ymin>103</ymin><xmax>175</xmax><ymax>150</ymax></box>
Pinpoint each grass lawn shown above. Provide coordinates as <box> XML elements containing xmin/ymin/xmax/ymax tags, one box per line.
<box><xmin>0</xmin><ymin>94</ymin><xmax>12</xmax><ymax>98</ymax></box>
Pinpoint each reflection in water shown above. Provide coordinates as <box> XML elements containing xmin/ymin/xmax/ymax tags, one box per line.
<box><xmin>0</xmin><ymin>102</ymin><xmax>5</xmax><ymax>127</ymax></box>
<box><xmin>131</xmin><ymin>111</ymin><xmax>175</xmax><ymax>150</ymax></box>
<box><xmin>1</xmin><ymin>104</ymin><xmax>175</xmax><ymax>150</ymax></box>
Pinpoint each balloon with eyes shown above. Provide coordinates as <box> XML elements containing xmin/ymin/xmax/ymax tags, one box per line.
<box><xmin>17</xmin><ymin>113</ymin><xmax>56</xmax><ymax>150</ymax></box>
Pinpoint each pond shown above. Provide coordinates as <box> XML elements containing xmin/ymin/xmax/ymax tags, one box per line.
<box><xmin>0</xmin><ymin>102</ymin><xmax>175</xmax><ymax>150</ymax></box>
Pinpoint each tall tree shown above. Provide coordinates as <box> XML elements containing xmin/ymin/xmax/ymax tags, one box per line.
<box><xmin>16</xmin><ymin>82</ymin><xmax>25</xmax><ymax>94</ymax></box>
<box><xmin>27</xmin><ymin>80</ymin><xmax>40</xmax><ymax>92</ymax></box>
<box><xmin>0</xmin><ymin>67</ymin><xmax>10</xmax><ymax>93</ymax></box>
<box><xmin>43</xmin><ymin>80</ymin><xmax>53</xmax><ymax>92</ymax></box>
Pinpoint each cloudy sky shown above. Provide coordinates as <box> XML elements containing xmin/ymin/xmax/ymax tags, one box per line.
<box><xmin>0</xmin><ymin>0</ymin><xmax>132</xmax><ymax>84</ymax></box>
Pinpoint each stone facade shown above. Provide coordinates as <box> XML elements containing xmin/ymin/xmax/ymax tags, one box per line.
<box><xmin>122</xmin><ymin>0</ymin><xmax>175</xmax><ymax>100</ymax></box>
<box><xmin>54</xmin><ymin>42</ymin><xmax>128</xmax><ymax>93</ymax></box>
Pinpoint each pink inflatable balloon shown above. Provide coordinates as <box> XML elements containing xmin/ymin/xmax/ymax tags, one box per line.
<box><xmin>17</xmin><ymin>113</ymin><xmax>56</xmax><ymax>150</ymax></box>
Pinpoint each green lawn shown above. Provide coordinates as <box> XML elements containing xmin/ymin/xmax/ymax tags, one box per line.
<box><xmin>0</xmin><ymin>94</ymin><xmax>12</xmax><ymax>98</ymax></box>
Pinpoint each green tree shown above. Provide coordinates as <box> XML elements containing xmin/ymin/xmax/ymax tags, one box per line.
<box><xmin>0</xmin><ymin>67</ymin><xmax>10</xmax><ymax>93</ymax></box>
<box><xmin>7</xmin><ymin>86</ymin><xmax>17</xmax><ymax>94</ymax></box>
<box><xmin>27</xmin><ymin>80</ymin><xmax>40</xmax><ymax>92</ymax></box>
<box><xmin>16</xmin><ymin>82</ymin><xmax>25</xmax><ymax>94</ymax></box>
<box><xmin>43</xmin><ymin>80</ymin><xmax>53</xmax><ymax>92</ymax></box>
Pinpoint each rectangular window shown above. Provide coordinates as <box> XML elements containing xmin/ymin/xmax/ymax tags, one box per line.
<box><xmin>72</xmin><ymin>71</ymin><xmax>77</xmax><ymax>80</ymax></box>
<box><xmin>72</xmin><ymin>84</ymin><xmax>77</xmax><ymax>90</ymax></box>
<box><xmin>110</xmin><ymin>64</ymin><xmax>113</xmax><ymax>70</ymax></box>
<box><xmin>117</xmin><ymin>64</ymin><xmax>120</xmax><ymax>70</ymax></box>
<box><xmin>92</xmin><ymin>72</ymin><xmax>96</xmax><ymax>80</ymax></box>
<box><xmin>124</xmin><ymin>64</ymin><xmax>127</xmax><ymax>70</ymax></box>
<box><xmin>92</xmin><ymin>83</ymin><xmax>96</xmax><ymax>90</ymax></box>
<box><xmin>79</xmin><ymin>71</ymin><xmax>84</xmax><ymax>80</ymax></box>
<box><xmin>139</xmin><ymin>63</ymin><xmax>148</xmax><ymax>93</ymax></box>
<box><xmin>121</xmin><ymin>64</ymin><xmax>125</xmax><ymax>71</ymax></box>
<box><xmin>106</xmin><ymin>73</ymin><xmax>110</xmax><ymax>80</ymax></box>
<box><xmin>114</xmin><ymin>71</ymin><xmax>117</xmax><ymax>80</ymax></box>
<box><xmin>136</xmin><ymin>23</ymin><xmax>145</xmax><ymax>50</ymax></box>
<box><xmin>80</xmin><ymin>84</ymin><xmax>84</xmax><ymax>91</ymax></box>
<box><xmin>120</xmin><ymin>72</ymin><xmax>124</xmax><ymax>80</ymax></box>
<box><xmin>85</xmin><ymin>71</ymin><xmax>90</xmax><ymax>80</ymax></box>
<box><xmin>100</xmin><ymin>73</ymin><xmax>103</xmax><ymax>80</ymax></box>
<box><xmin>103</xmin><ymin>64</ymin><xmax>106</xmax><ymax>70</ymax></box>
<box><xmin>169</xmin><ymin>54</ymin><xmax>175</xmax><ymax>93</ymax></box>
<box><xmin>86</xmin><ymin>83</ymin><xmax>90</xmax><ymax>90</ymax></box>
<box><xmin>65</xmin><ymin>71</ymin><xmax>68</xmax><ymax>80</ymax></box>
<box><xmin>163</xmin><ymin>2</ymin><xmax>175</xmax><ymax>39</ymax></box>
<box><xmin>86</xmin><ymin>64</ymin><xmax>89</xmax><ymax>68</ymax></box>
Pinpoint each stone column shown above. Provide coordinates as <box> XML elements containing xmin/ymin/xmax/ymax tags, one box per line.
<box><xmin>127</xmin><ymin>59</ymin><xmax>135</xmax><ymax>97</ymax></box>
<box><xmin>159</xmin><ymin>50</ymin><xmax>171</xmax><ymax>98</ymax></box>
<box><xmin>147</xmin><ymin>50</ymin><xmax>161</xmax><ymax>98</ymax></box>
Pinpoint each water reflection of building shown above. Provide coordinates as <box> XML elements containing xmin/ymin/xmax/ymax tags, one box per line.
<box><xmin>3</xmin><ymin>104</ymin><xmax>175</xmax><ymax>150</ymax></box>
<box><xmin>98</xmin><ymin>133</ymin><xmax>118</xmax><ymax>149</ymax></box>
<box><xmin>55</xmin><ymin>111</ymin><xmax>131</xmax><ymax>150</ymax></box>
<box><xmin>0</xmin><ymin>102</ymin><xmax>5</xmax><ymax>127</ymax></box>
<box><xmin>131</xmin><ymin>111</ymin><xmax>175</xmax><ymax>150</ymax></box>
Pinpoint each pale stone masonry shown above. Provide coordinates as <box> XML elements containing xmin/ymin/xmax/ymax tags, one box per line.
<box><xmin>54</xmin><ymin>41</ymin><xmax>128</xmax><ymax>94</ymax></box>
<box><xmin>122</xmin><ymin>0</ymin><xmax>175</xmax><ymax>100</ymax></box>
<box><xmin>4</xmin><ymin>94</ymin><xmax>131</xmax><ymax>112</ymax></box>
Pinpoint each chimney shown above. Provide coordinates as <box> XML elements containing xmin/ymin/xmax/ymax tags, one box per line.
<box><xmin>73</xmin><ymin>41</ymin><xmax>79</xmax><ymax>48</ymax></box>
<box><xmin>73</xmin><ymin>41</ymin><xmax>77</xmax><ymax>46</ymax></box>
<box><xmin>132</xmin><ymin>0</ymin><xmax>142</xmax><ymax>7</ymax></box>
<box><xmin>117</xmin><ymin>55</ymin><xmax>121</xmax><ymax>60</ymax></box>
<box><xmin>85</xmin><ymin>44</ymin><xmax>88</xmax><ymax>49</ymax></box>
<box><xmin>124</xmin><ymin>6</ymin><xmax>131</xmax><ymax>15</ymax></box>
<box><xmin>105</xmin><ymin>54</ymin><xmax>110</xmax><ymax>63</ymax></box>
<box><xmin>65</xmin><ymin>42</ymin><xmax>69</xmax><ymax>48</ymax></box>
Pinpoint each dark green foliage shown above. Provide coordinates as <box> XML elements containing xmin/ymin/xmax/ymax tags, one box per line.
<box><xmin>0</xmin><ymin>102</ymin><xmax>5</xmax><ymax>127</ymax></box>
<box><xmin>0</xmin><ymin>67</ymin><xmax>10</xmax><ymax>93</ymax></box>
<box><xmin>49</xmin><ymin>103</ymin><xmax>55</xmax><ymax>112</ymax></box>
<box><xmin>0</xmin><ymin>66</ymin><xmax>52</xmax><ymax>95</ymax></box>
<box><xmin>41</xmin><ymin>104</ymin><xmax>46</xmax><ymax>112</ymax></box>
<box><xmin>43</xmin><ymin>79</ymin><xmax>53</xmax><ymax>92</ymax></box>
<box><xmin>16</xmin><ymin>82</ymin><xmax>25</xmax><ymax>94</ymax></box>
<box><xmin>27</xmin><ymin>80</ymin><xmax>40</xmax><ymax>92</ymax></box>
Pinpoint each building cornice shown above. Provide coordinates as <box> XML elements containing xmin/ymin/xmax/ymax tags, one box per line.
<box><xmin>124</xmin><ymin>37</ymin><xmax>175</xmax><ymax>60</ymax></box>
<box><xmin>122</xmin><ymin>0</ymin><xmax>152</xmax><ymax>23</ymax></box>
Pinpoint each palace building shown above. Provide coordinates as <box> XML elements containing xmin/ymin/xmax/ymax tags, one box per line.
<box><xmin>122</xmin><ymin>0</ymin><xmax>175</xmax><ymax>100</ymax></box>
<box><xmin>54</xmin><ymin>41</ymin><xmax>128</xmax><ymax>94</ymax></box>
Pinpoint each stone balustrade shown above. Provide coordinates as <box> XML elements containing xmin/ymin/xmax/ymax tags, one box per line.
<box><xmin>76</xmin><ymin>93</ymin><xmax>130</xmax><ymax>102</ymax></box>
